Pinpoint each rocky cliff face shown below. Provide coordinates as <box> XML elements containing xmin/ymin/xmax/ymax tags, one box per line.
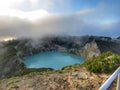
<box><xmin>80</xmin><ymin>40</ymin><xmax>101</xmax><ymax>59</ymax></box>
<box><xmin>95</xmin><ymin>39</ymin><xmax>120</xmax><ymax>55</ymax></box>
<box><xmin>80</xmin><ymin>36</ymin><xmax>120</xmax><ymax>59</ymax></box>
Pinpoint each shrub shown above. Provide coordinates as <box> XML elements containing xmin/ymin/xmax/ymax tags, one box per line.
<box><xmin>83</xmin><ymin>52</ymin><xmax>120</xmax><ymax>73</ymax></box>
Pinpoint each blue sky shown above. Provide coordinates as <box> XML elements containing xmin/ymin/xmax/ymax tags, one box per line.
<box><xmin>0</xmin><ymin>0</ymin><xmax>119</xmax><ymax>39</ymax></box>
<box><xmin>51</xmin><ymin>0</ymin><xmax>99</xmax><ymax>13</ymax></box>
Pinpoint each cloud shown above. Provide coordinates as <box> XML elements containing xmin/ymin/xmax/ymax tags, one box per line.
<box><xmin>0</xmin><ymin>15</ymin><xmax>67</xmax><ymax>39</ymax></box>
<box><xmin>0</xmin><ymin>0</ymin><xmax>69</xmax><ymax>11</ymax></box>
<box><xmin>77</xmin><ymin>1</ymin><xmax>120</xmax><ymax>24</ymax></box>
<box><xmin>0</xmin><ymin>0</ymin><xmax>119</xmax><ymax>40</ymax></box>
<box><xmin>0</xmin><ymin>12</ymin><xmax>119</xmax><ymax>40</ymax></box>
<box><xmin>0</xmin><ymin>9</ymin><xmax>50</xmax><ymax>21</ymax></box>
<box><xmin>17</xmin><ymin>0</ymin><xmax>56</xmax><ymax>11</ymax></box>
<box><xmin>0</xmin><ymin>0</ymin><xmax>25</xmax><ymax>9</ymax></box>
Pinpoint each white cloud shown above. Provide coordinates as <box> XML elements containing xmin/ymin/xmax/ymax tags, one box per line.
<box><xmin>0</xmin><ymin>0</ymin><xmax>69</xmax><ymax>20</ymax></box>
<box><xmin>77</xmin><ymin>8</ymin><xmax>95</xmax><ymax>15</ymax></box>
<box><xmin>28</xmin><ymin>0</ymin><xmax>55</xmax><ymax>10</ymax></box>
<box><xmin>0</xmin><ymin>0</ymin><xmax>69</xmax><ymax>11</ymax></box>
<box><xmin>0</xmin><ymin>0</ymin><xmax>25</xmax><ymax>9</ymax></box>
<box><xmin>0</xmin><ymin>9</ymin><xmax>50</xmax><ymax>21</ymax></box>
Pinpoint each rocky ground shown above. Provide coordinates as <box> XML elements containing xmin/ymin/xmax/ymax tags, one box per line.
<box><xmin>0</xmin><ymin>67</ymin><xmax>116</xmax><ymax>90</ymax></box>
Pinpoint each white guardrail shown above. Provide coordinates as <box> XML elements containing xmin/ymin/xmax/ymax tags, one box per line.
<box><xmin>99</xmin><ymin>67</ymin><xmax>120</xmax><ymax>90</ymax></box>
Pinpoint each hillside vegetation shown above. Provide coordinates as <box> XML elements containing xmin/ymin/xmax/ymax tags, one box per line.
<box><xmin>83</xmin><ymin>52</ymin><xmax>120</xmax><ymax>73</ymax></box>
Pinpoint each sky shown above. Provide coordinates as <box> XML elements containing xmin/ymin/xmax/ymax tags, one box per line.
<box><xmin>0</xmin><ymin>0</ymin><xmax>120</xmax><ymax>40</ymax></box>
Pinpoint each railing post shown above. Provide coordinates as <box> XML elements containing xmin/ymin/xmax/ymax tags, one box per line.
<box><xmin>117</xmin><ymin>73</ymin><xmax>120</xmax><ymax>90</ymax></box>
<box><xmin>99</xmin><ymin>67</ymin><xmax>120</xmax><ymax>90</ymax></box>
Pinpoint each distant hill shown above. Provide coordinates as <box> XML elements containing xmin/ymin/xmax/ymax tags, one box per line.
<box><xmin>117</xmin><ymin>36</ymin><xmax>120</xmax><ymax>39</ymax></box>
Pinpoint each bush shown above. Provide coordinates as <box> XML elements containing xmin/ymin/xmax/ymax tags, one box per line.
<box><xmin>83</xmin><ymin>52</ymin><xmax>120</xmax><ymax>73</ymax></box>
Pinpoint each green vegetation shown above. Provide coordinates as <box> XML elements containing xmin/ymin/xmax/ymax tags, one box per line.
<box><xmin>61</xmin><ymin>64</ymin><xmax>81</xmax><ymax>71</ymax></box>
<box><xmin>9</xmin><ymin>68</ymin><xmax>54</xmax><ymax>78</ymax></box>
<box><xmin>83</xmin><ymin>52</ymin><xmax>120</xmax><ymax>73</ymax></box>
<box><xmin>6</xmin><ymin>46</ymin><xmax>17</xmax><ymax>57</ymax></box>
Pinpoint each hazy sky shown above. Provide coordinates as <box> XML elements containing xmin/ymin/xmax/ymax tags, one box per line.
<box><xmin>0</xmin><ymin>0</ymin><xmax>120</xmax><ymax>39</ymax></box>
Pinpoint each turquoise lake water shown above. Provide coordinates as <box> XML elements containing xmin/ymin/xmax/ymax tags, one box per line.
<box><xmin>24</xmin><ymin>51</ymin><xmax>84</xmax><ymax>70</ymax></box>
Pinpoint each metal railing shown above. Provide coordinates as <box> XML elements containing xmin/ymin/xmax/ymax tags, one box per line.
<box><xmin>99</xmin><ymin>67</ymin><xmax>120</xmax><ymax>90</ymax></box>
